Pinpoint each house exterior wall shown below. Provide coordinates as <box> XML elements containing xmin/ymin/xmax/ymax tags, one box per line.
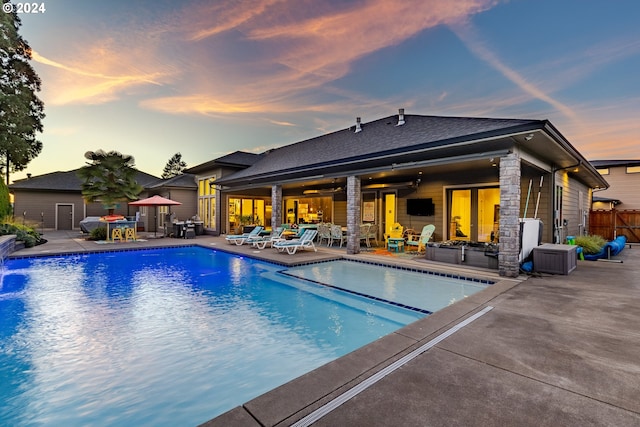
<box><xmin>519</xmin><ymin>169</ymin><xmax>552</xmax><ymax>243</ymax></box>
<box><xmin>593</xmin><ymin>165</ymin><xmax>640</xmax><ymax>210</ymax></box>
<box><xmin>163</xmin><ymin>188</ymin><xmax>198</xmax><ymax>221</ymax></box>
<box><xmin>553</xmin><ymin>171</ymin><xmax>591</xmax><ymax>240</ymax></box>
<box><xmin>12</xmin><ymin>191</ymin><xmax>85</xmax><ymax>229</ymax></box>
<box><xmin>193</xmin><ymin>166</ymin><xmax>247</xmax><ymax>235</ymax></box>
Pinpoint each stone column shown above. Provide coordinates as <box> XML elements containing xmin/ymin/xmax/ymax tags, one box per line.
<box><xmin>271</xmin><ymin>185</ymin><xmax>282</xmax><ymax>229</ymax></box>
<box><xmin>498</xmin><ymin>152</ymin><xmax>521</xmax><ymax>277</ymax></box>
<box><xmin>346</xmin><ymin>175</ymin><xmax>361</xmax><ymax>254</ymax></box>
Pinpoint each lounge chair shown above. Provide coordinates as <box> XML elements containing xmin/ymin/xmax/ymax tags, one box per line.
<box><xmin>224</xmin><ymin>226</ymin><xmax>264</xmax><ymax>245</ymax></box>
<box><xmin>273</xmin><ymin>229</ymin><xmax>318</xmax><ymax>254</ymax></box>
<box><xmin>406</xmin><ymin>224</ymin><xmax>435</xmax><ymax>252</ymax></box>
<box><xmin>251</xmin><ymin>227</ymin><xmax>285</xmax><ymax>249</ymax></box>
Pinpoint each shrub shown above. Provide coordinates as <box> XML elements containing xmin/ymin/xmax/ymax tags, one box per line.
<box><xmin>89</xmin><ymin>226</ymin><xmax>107</xmax><ymax>241</ymax></box>
<box><xmin>0</xmin><ymin>222</ymin><xmax>42</xmax><ymax>248</ymax></box>
<box><xmin>574</xmin><ymin>234</ymin><xmax>607</xmax><ymax>254</ymax></box>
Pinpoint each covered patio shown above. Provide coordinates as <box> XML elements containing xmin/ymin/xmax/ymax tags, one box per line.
<box><xmin>211</xmin><ymin>110</ymin><xmax>607</xmax><ymax>277</ymax></box>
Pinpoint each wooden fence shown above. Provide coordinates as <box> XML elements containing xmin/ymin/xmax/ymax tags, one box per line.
<box><xmin>589</xmin><ymin>209</ymin><xmax>640</xmax><ymax>243</ymax></box>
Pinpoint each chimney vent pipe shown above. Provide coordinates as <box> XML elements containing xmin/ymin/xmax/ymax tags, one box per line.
<box><xmin>397</xmin><ymin>108</ymin><xmax>405</xmax><ymax>126</ymax></box>
<box><xmin>355</xmin><ymin>117</ymin><xmax>362</xmax><ymax>133</ymax></box>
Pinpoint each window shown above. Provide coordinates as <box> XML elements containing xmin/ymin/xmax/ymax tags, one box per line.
<box><xmin>229</xmin><ymin>197</ymin><xmax>271</xmax><ymax>232</ymax></box>
<box><xmin>284</xmin><ymin>197</ymin><xmax>331</xmax><ymax>224</ymax></box>
<box><xmin>197</xmin><ymin>176</ymin><xmax>216</xmax><ymax>230</ymax></box>
<box><xmin>597</xmin><ymin>168</ymin><xmax>609</xmax><ymax>175</ymax></box>
<box><xmin>626</xmin><ymin>166</ymin><xmax>640</xmax><ymax>174</ymax></box>
<box><xmin>447</xmin><ymin>186</ymin><xmax>500</xmax><ymax>242</ymax></box>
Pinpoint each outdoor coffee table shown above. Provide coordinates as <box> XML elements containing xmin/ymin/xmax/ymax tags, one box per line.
<box><xmin>387</xmin><ymin>237</ymin><xmax>404</xmax><ymax>252</ymax></box>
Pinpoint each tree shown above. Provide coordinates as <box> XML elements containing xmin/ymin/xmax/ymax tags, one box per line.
<box><xmin>161</xmin><ymin>152</ymin><xmax>187</xmax><ymax>179</ymax></box>
<box><xmin>77</xmin><ymin>150</ymin><xmax>143</xmax><ymax>215</ymax></box>
<box><xmin>0</xmin><ymin>3</ymin><xmax>45</xmax><ymax>185</ymax></box>
<box><xmin>0</xmin><ymin>180</ymin><xmax>10</xmax><ymax>218</ymax></box>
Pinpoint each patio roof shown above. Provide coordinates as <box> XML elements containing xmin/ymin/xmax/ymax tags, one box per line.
<box><xmin>215</xmin><ymin>113</ymin><xmax>608</xmax><ymax>190</ymax></box>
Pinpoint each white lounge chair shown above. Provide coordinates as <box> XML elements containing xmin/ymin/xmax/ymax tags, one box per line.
<box><xmin>251</xmin><ymin>227</ymin><xmax>285</xmax><ymax>249</ymax></box>
<box><xmin>273</xmin><ymin>229</ymin><xmax>318</xmax><ymax>254</ymax></box>
<box><xmin>224</xmin><ymin>226</ymin><xmax>264</xmax><ymax>245</ymax></box>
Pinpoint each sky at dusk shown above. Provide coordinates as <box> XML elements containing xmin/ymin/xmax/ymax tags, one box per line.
<box><xmin>10</xmin><ymin>0</ymin><xmax>640</xmax><ymax>182</ymax></box>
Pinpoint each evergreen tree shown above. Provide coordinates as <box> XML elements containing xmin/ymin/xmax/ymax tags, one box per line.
<box><xmin>0</xmin><ymin>3</ymin><xmax>45</xmax><ymax>185</ymax></box>
<box><xmin>77</xmin><ymin>150</ymin><xmax>143</xmax><ymax>215</ymax></box>
<box><xmin>161</xmin><ymin>152</ymin><xmax>187</xmax><ymax>179</ymax></box>
<box><xmin>0</xmin><ymin>180</ymin><xmax>11</xmax><ymax>218</ymax></box>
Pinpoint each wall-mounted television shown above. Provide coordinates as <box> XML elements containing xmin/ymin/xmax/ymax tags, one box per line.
<box><xmin>407</xmin><ymin>198</ymin><xmax>435</xmax><ymax>216</ymax></box>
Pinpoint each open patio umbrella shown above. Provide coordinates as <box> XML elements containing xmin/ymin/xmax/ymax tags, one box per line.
<box><xmin>129</xmin><ymin>195</ymin><xmax>182</xmax><ymax>237</ymax></box>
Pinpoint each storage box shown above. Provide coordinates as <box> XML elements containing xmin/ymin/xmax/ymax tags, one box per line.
<box><xmin>533</xmin><ymin>244</ymin><xmax>577</xmax><ymax>275</ymax></box>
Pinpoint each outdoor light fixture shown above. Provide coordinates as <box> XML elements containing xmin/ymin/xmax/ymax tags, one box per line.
<box><xmin>524</xmin><ymin>133</ymin><xmax>534</xmax><ymax>141</ymax></box>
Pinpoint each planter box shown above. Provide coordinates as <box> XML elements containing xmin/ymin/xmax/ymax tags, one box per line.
<box><xmin>425</xmin><ymin>244</ymin><xmax>499</xmax><ymax>269</ymax></box>
<box><xmin>533</xmin><ymin>244</ymin><xmax>577</xmax><ymax>275</ymax></box>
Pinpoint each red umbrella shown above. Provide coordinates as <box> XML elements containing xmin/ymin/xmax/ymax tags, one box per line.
<box><xmin>129</xmin><ymin>195</ymin><xmax>182</xmax><ymax>237</ymax></box>
<box><xmin>128</xmin><ymin>195</ymin><xmax>182</xmax><ymax>207</ymax></box>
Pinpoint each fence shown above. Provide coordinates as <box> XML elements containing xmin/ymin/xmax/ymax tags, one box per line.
<box><xmin>589</xmin><ymin>209</ymin><xmax>640</xmax><ymax>243</ymax></box>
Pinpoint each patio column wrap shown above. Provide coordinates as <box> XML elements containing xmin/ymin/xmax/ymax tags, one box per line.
<box><xmin>499</xmin><ymin>152</ymin><xmax>521</xmax><ymax>277</ymax></box>
<box><xmin>271</xmin><ymin>184</ymin><xmax>282</xmax><ymax>230</ymax></box>
<box><xmin>346</xmin><ymin>175</ymin><xmax>361</xmax><ymax>254</ymax></box>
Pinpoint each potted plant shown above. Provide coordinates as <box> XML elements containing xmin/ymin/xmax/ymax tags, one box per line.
<box><xmin>237</xmin><ymin>215</ymin><xmax>256</xmax><ymax>234</ymax></box>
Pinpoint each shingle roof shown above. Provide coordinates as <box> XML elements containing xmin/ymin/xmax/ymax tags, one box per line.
<box><xmin>185</xmin><ymin>151</ymin><xmax>262</xmax><ymax>174</ymax></box>
<box><xmin>217</xmin><ymin>114</ymin><xmax>540</xmax><ymax>184</ymax></box>
<box><xmin>9</xmin><ymin>169</ymin><xmax>161</xmax><ymax>191</ymax></box>
<box><xmin>147</xmin><ymin>173</ymin><xmax>197</xmax><ymax>189</ymax></box>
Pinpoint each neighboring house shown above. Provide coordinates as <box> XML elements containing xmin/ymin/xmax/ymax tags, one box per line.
<box><xmin>9</xmin><ymin>169</ymin><xmax>197</xmax><ymax>232</ymax></box>
<box><xmin>189</xmin><ymin>109</ymin><xmax>607</xmax><ymax>277</ymax></box>
<box><xmin>588</xmin><ymin>160</ymin><xmax>640</xmax><ymax>242</ymax></box>
<box><xmin>590</xmin><ymin>160</ymin><xmax>640</xmax><ymax>210</ymax></box>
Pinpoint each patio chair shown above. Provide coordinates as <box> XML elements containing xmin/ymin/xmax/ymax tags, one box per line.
<box><xmin>385</xmin><ymin>223</ymin><xmax>403</xmax><ymax>248</ymax></box>
<box><xmin>125</xmin><ymin>227</ymin><xmax>136</xmax><ymax>241</ymax></box>
<box><xmin>405</xmin><ymin>224</ymin><xmax>435</xmax><ymax>252</ymax></box>
<box><xmin>251</xmin><ymin>227</ymin><xmax>285</xmax><ymax>249</ymax></box>
<box><xmin>317</xmin><ymin>223</ymin><xmax>332</xmax><ymax>246</ymax></box>
<box><xmin>329</xmin><ymin>224</ymin><xmax>347</xmax><ymax>247</ymax></box>
<box><xmin>224</xmin><ymin>226</ymin><xmax>264</xmax><ymax>245</ymax></box>
<box><xmin>359</xmin><ymin>224</ymin><xmax>371</xmax><ymax>247</ymax></box>
<box><xmin>112</xmin><ymin>227</ymin><xmax>123</xmax><ymax>242</ymax></box>
<box><xmin>366</xmin><ymin>224</ymin><xmax>379</xmax><ymax>247</ymax></box>
<box><xmin>273</xmin><ymin>229</ymin><xmax>318</xmax><ymax>254</ymax></box>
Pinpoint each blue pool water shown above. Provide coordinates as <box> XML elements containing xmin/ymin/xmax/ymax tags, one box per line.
<box><xmin>0</xmin><ymin>247</ymin><xmax>490</xmax><ymax>426</ymax></box>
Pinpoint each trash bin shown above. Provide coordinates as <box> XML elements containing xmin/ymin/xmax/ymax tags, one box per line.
<box><xmin>194</xmin><ymin>222</ymin><xmax>204</xmax><ymax>235</ymax></box>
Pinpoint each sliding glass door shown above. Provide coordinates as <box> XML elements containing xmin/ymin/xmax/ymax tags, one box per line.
<box><xmin>448</xmin><ymin>187</ymin><xmax>500</xmax><ymax>242</ymax></box>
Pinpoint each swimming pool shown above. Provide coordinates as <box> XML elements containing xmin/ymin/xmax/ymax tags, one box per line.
<box><xmin>0</xmin><ymin>247</ymin><xmax>489</xmax><ymax>426</ymax></box>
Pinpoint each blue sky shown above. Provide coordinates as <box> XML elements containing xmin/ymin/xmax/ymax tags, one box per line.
<box><xmin>12</xmin><ymin>0</ymin><xmax>640</xmax><ymax>182</ymax></box>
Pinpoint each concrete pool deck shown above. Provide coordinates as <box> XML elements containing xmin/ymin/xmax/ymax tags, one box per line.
<box><xmin>9</xmin><ymin>230</ymin><xmax>640</xmax><ymax>426</ymax></box>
